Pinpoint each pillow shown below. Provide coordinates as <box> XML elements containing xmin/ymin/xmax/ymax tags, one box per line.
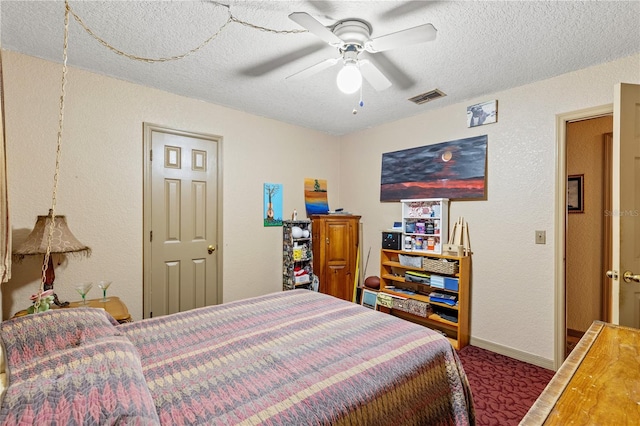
<box><xmin>0</xmin><ymin>308</ymin><xmax>160</xmax><ymax>425</ymax></box>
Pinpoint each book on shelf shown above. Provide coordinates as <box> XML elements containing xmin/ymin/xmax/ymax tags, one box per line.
<box><xmin>383</xmin><ymin>286</ymin><xmax>413</xmax><ymax>297</ymax></box>
<box><xmin>429</xmin><ymin>292</ymin><xmax>457</xmax><ymax>306</ymax></box>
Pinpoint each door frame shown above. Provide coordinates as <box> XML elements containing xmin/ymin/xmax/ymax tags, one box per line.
<box><xmin>554</xmin><ymin>104</ymin><xmax>612</xmax><ymax>369</ymax></box>
<box><xmin>142</xmin><ymin>123</ymin><xmax>224</xmax><ymax>318</ymax></box>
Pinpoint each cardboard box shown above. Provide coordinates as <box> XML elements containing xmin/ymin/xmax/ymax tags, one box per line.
<box><xmin>376</xmin><ymin>293</ymin><xmax>394</xmax><ymax>308</ymax></box>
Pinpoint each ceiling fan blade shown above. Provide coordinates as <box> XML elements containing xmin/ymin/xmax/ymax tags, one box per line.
<box><xmin>379</xmin><ymin>1</ymin><xmax>437</xmax><ymax>20</ymax></box>
<box><xmin>364</xmin><ymin>24</ymin><xmax>437</xmax><ymax>53</ymax></box>
<box><xmin>289</xmin><ymin>12</ymin><xmax>343</xmax><ymax>46</ymax></box>
<box><xmin>359</xmin><ymin>59</ymin><xmax>392</xmax><ymax>91</ymax></box>
<box><xmin>286</xmin><ymin>57</ymin><xmax>340</xmax><ymax>81</ymax></box>
<box><xmin>239</xmin><ymin>43</ymin><xmax>327</xmax><ymax>77</ymax></box>
<box><xmin>360</xmin><ymin>51</ymin><xmax>416</xmax><ymax>90</ymax></box>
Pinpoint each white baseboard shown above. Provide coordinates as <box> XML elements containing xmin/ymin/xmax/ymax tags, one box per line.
<box><xmin>468</xmin><ymin>337</ymin><xmax>555</xmax><ymax>371</ymax></box>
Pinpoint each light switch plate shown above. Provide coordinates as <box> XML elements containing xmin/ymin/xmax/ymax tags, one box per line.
<box><xmin>535</xmin><ymin>230</ymin><xmax>546</xmax><ymax>244</ymax></box>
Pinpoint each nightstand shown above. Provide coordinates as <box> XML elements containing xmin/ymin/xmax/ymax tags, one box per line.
<box><xmin>12</xmin><ymin>296</ymin><xmax>132</xmax><ymax>323</ymax></box>
<box><xmin>67</xmin><ymin>296</ymin><xmax>132</xmax><ymax>323</ymax></box>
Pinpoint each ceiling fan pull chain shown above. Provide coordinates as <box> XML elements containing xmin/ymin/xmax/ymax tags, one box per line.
<box><xmin>352</xmin><ymin>82</ymin><xmax>364</xmax><ymax>115</ymax></box>
<box><xmin>358</xmin><ymin>73</ymin><xmax>364</xmax><ymax>108</ymax></box>
<box><xmin>33</xmin><ymin>0</ymin><xmax>71</xmax><ymax>311</ymax></box>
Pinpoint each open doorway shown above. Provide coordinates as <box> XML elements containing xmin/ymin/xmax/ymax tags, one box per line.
<box><xmin>565</xmin><ymin>117</ymin><xmax>613</xmax><ymax>357</ymax></box>
<box><xmin>556</xmin><ymin>85</ymin><xmax>640</xmax><ymax>369</ymax></box>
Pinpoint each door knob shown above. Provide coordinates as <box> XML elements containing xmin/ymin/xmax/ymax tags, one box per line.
<box><xmin>208</xmin><ymin>245</ymin><xmax>215</xmax><ymax>254</ymax></box>
<box><xmin>606</xmin><ymin>270</ymin><xmax>618</xmax><ymax>280</ymax></box>
<box><xmin>623</xmin><ymin>271</ymin><xmax>640</xmax><ymax>283</ymax></box>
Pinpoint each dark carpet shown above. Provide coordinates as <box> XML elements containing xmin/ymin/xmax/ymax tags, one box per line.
<box><xmin>457</xmin><ymin>346</ymin><xmax>555</xmax><ymax>426</ymax></box>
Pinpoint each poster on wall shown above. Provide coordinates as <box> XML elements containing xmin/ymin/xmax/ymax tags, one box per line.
<box><xmin>467</xmin><ymin>100</ymin><xmax>497</xmax><ymax>127</ymax></box>
<box><xmin>380</xmin><ymin>135</ymin><xmax>488</xmax><ymax>202</ymax></box>
<box><xmin>264</xmin><ymin>183</ymin><xmax>283</xmax><ymax>226</ymax></box>
<box><xmin>304</xmin><ymin>178</ymin><xmax>329</xmax><ymax>215</ymax></box>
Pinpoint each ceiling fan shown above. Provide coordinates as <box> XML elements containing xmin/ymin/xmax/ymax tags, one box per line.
<box><xmin>286</xmin><ymin>12</ymin><xmax>437</xmax><ymax>94</ymax></box>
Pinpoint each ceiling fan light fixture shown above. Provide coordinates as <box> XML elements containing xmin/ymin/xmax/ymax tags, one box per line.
<box><xmin>336</xmin><ymin>63</ymin><xmax>362</xmax><ymax>94</ymax></box>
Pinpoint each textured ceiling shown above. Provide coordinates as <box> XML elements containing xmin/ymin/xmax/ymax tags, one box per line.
<box><xmin>2</xmin><ymin>1</ymin><xmax>639</xmax><ymax>135</ymax></box>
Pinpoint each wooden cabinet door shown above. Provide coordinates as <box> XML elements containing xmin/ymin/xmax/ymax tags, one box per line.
<box><xmin>324</xmin><ymin>219</ymin><xmax>353</xmax><ymax>300</ymax></box>
<box><xmin>312</xmin><ymin>215</ymin><xmax>360</xmax><ymax>301</ymax></box>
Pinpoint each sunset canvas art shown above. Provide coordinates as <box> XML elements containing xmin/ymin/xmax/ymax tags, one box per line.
<box><xmin>380</xmin><ymin>135</ymin><xmax>487</xmax><ymax>201</ymax></box>
<box><xmin>304</xmin><ymin>178</ymin><xmax>330</xmax><ymax>215</ymax></box>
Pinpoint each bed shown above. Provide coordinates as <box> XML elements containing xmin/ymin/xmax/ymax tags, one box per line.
<box><xmin>0</xmin><ymin>289</ymin><xmax>475</xmax><ymax>425</ymax></box>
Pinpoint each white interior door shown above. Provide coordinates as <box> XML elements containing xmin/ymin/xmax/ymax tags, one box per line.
<box><xmin>611</xmin><ymin>83</ymin><xmax>640</xmax><ymax>328</ymax></box>
<box><xmin>143</xmin><ymin>124</ymin><xmax>221</xmax><ymax>318</ymax></box>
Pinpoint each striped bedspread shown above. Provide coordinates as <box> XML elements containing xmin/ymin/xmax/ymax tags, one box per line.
<box><xmin>0</xmin><ymin>309</ymin><xmax>160</xmax><ymax>425</ymax></box>
<box><xmin>119</xmin><ymin>290</ymin><xmax>475</xmax><ymax>425</ymax></box>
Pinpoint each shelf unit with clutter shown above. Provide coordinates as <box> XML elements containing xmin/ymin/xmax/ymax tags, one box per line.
<box><xmin>282</xmin><ymin>220</ymin><xmax>315</xmax><ymax>291</ymax></box>
<box><xmin>378</xmin><ymin>201</ymin><xmax>471</xmax><ymax>349</ymax></box>
<box><xmin>401</xmin><ymin>198</ymin><xmax>449</xmax><ymax>254</ymax></box>
<box><xmin>378</xmin><ymin>248</ymin><xmax>470</xmax><ymax>349</ymax></box>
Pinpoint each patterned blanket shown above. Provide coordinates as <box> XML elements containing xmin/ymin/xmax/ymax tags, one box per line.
<box><xmin>0</xmin><ymin>308</ymin><xmax>160</xmax><ymax>425</ymax></box>
<box><xmin>119</xmin><ymin>290</ymin><xmax>475</xmax><ymax>425</ymax></box>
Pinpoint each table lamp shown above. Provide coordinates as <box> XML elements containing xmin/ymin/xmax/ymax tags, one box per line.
<box><xmin>13</xmin><ymin>209</ymin><xmax>91</xmax><ymax>306</ymax></box>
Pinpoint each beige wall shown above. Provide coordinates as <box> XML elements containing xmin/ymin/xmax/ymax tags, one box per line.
<box><xmin>566</xmin><ymin>116</ymin><xmax>612</xmax><ymax>332</ymax></box>
<box><xmin>1</xmin><ymin>50</ymin><xmax>339</xmax><ymax>321</ymax></box>
<box><xmin>2</xmin><ymin>48</ymin><xmax>640</xmax><ymax>365</ymax></box>
<box><xmin>339</xmin><ymin>54</ymin><xmax>640</xmax><ymax>362</ymax></box>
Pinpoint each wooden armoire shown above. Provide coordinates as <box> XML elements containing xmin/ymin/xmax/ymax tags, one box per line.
<box><xmin>310</xmin><ymin>214</ymin><xmax>361</xmax><ymax>302</ymax></box>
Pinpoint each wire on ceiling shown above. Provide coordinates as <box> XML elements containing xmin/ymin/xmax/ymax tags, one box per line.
<box><xmin>65</xmin><ymin>0</ymin><xmax>308</xmax><ymax>64</ymax></box>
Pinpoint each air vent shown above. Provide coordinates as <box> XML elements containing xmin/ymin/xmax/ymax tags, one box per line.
<box><xmin>408</xmin><ymin>89</ymin><xmax>447</xmax><ymax>105</ymax></box>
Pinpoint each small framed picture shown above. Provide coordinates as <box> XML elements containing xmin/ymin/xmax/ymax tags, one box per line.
<box><xmin>567</xmin><ymin>174</ymin><xmax>584</xmax><ymax>213</ymax></box>
<box><xmin>467</xmin><ymin>100</ymin><xmax>497</xmax><ymax>127</ymax></box>
<box><xmin>263</xmin><ymin>183</ymin><xmax>283</xmax><ymax>226</ymax></box>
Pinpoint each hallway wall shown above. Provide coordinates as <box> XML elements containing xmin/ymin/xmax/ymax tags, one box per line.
<box><xmin>566</xmin><ymin>116</ymin><xmax>613</xmax><ymax>332</ymax></box>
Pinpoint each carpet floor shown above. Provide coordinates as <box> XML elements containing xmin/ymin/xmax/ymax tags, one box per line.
<box><xmin>457</xmin><ymin>346</ymin><xmax>555</xmax><ymax>426</ymax></box>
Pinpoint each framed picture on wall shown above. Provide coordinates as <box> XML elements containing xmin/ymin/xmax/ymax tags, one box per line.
<box><xmin>466</xmin><ymin>100</ymin><xmax>497</xmax><ymax>127</ymax></box>
<box><xmin>568</xmin><ymin>174</ymin><xmax>584</xmax><ymax>213</ymax></box>
<box><xmin>264</xmin><ymin>183</ymin><xmax>283</xmax><ymax>226</ymax></box>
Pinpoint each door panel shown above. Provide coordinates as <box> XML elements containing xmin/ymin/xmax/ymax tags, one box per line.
<box><xmin>165</xmin><ymin>179</ymin><xmax>181</xmax><ymax>241</ymax></box>
<box><xmin>164</xmin><ymin>260</ymin><xmax>180</xmax><ymax>314</ymax></box>
<box><xmin>613</xmin><ymin>83</ymin><xmax>640</xmax><ymax>328</ymax></box>
<box><xmin>327</xmin><ymin>221</ymin><xmax>349</xmax><ymax>264</ymax></box>
<box><xmin>312</xmin><ymin>215</ymin><xmax>360</xmax><ymax>302</ymax></box>
<box><xmin>326</xmin><ymin>221</ymin><xmax>350</xmax><ymax>300</ymax></box>
<box><xmin>144</xmin><ymin>125</ymin><xmax>220</xmax><ymax>318</ymax></box>
<box><xmin>193</xmin><ymin>181</ymin><xmax>206</xmax><ymax>239</ymax></box>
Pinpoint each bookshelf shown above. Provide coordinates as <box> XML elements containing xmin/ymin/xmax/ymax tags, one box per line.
<box><xmin>379</xmin><ymin>249</ymin><xmax>470</xmax><ymax>349</ymax></box>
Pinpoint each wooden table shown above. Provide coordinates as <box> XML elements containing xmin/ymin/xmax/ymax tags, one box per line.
<box><xmin>67</xmin><ymin>296</ymin><xmax>132</xmax><ymax>323</ymax></box>
<box><xmin>521</xmin><ymin>321</ymin><xmax>640</xmax><ymax>425</ymax></box>
<box><xmin>13</xmin><ymin>296</ymin><xmax>131</xmax><ymax>323</ymax></box>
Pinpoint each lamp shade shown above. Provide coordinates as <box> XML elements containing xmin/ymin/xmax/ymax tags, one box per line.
<box><xmin>336</xmin><ymin>64</ymin><xmax>362</xmax><ymax>94</ymax></box>
<box><xmin>13</xmin><ymin>211</ymin><xmax>90</xmax><ymax>259</ymax></box>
